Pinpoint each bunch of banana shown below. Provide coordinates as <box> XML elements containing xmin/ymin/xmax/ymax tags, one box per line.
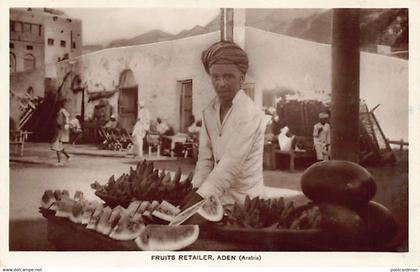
<box><xmin>91</xmin><ymin>160</ymin><xmax>193</xmax><ymax>206</ymax></box>
<box><xmin>222</xmin><ymin>196</ymin><xmax>322</xmax><ymax>230</ymax></box>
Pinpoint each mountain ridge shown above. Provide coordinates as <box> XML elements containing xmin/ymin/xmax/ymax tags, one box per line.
<box><xmin>83</xmin><ymin>9</ymin><xmax>408</xmax><ymax>58</ymax></box>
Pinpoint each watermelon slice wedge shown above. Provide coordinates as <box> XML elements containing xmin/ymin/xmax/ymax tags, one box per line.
<box><xmin>169</xmin><ymin>200</ymin><xmax>206</xmax><ymax>226</ymax></box>
<box><xmin>134</xmin><ymin>224</ymin><xmax>199</xmax><ymax>251</ymax></box>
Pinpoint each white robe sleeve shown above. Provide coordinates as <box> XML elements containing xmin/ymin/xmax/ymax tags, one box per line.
<box><xmin>192</xmin><ymin>113</ymin><xmax>214</xmax><ymax>188</ymax></box>
<box><xmin>196</xmin><ymin>113</ymin><xmax>264</xmax><ymax>199</ymax></box>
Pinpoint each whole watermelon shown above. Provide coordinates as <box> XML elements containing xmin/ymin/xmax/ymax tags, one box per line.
<box><xmin>355</xmin><ymin>201</ymin><xmax>398</xmax><ymax>248</ymax></box>
<box><xmin>301</xmin><ymin>160</ymin><xmax>377</xmax><ymax>208</ymax></box>
<box><xmin>316</xmin><ymin>203</ymin><xmax>366</xmax><ymax>246</ymax></box>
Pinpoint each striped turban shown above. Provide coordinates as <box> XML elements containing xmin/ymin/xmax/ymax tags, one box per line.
<box><xmin>201</xmin><ymin>41</ymin><xmax>249</xmax><ymax>74</ymax></box>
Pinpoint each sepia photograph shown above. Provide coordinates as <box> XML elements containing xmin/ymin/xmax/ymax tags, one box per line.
<box><xmin>2</xmin><ymin>1</ymin><xmax>419</xmax><ymax>268</ymax></box>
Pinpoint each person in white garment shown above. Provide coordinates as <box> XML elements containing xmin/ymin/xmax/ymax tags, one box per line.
<box><xmin>51</xmin><ymin>99</ymin><xmax>71</xmax><ymax>166</ymax></box>
<box><xmin>313</xmin><ymin>112</ymin><xmax>331</xmax><ymax>161</ymax></box>
<box><xmin>182</xmin><ymin>41</ymin><xmax>266</xmax><ymax>208</ymax></box>
<box><xmin>131</xmin><ymin>101</ymin><xmax>150</xmax><ymax>157</ymax></box>
<box><xmin>278</xmin><ymin>126</ymin><xmax>295</xmax><ymax>152</ymax></box>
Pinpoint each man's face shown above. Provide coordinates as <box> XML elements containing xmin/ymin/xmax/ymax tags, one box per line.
<box><xmin>209</xmin><ymin>63</ymin><xmax>244</xmax><ymax>104</ymax></box>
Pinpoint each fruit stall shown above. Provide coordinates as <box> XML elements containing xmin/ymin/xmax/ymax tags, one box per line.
<box><xmin>39</xmin><ymin>160</ymin><xmax>399</xmax><ymax>251</ymax></box>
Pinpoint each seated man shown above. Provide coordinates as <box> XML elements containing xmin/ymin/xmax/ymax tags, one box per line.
<box><xmin>104</xmin><ymin>114</ymin><xmax>118</xmax><ymax>129</ymax></box>
<box><xmin>278</xmin><ymin>126</ymin><xmax>296</xmax><ymax>152</ymax></box>
<box><xmin>156</xmin><ymin>117</ymin><xmax>171</xmax><ymax>136</ymax></box>
<box><xmin>69</xmin><ymin>115</ymin><xmax>83</xmax><ymax>144</ymax></box>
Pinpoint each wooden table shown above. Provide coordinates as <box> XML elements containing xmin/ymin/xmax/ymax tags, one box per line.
<box><xmin>40</xmin><ymin>207</ymin><xmax>396</xmax><ymax>252</ymax></box>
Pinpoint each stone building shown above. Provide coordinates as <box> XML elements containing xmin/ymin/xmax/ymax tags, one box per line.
<box><xmin>9</xmin><ymin>8</ymin><xmax>82</xmax><ymax>98</ymax></box>
<box><xmin>10</xmin><ymin>9</ymin><xmax>408</xmax><ymax>142</ymax></box>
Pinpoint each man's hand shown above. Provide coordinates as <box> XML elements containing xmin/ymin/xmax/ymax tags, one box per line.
<box><xmin>180</xmin><ymin>189</ymin><xmax>203</xmax><ymax>210</ymax></box>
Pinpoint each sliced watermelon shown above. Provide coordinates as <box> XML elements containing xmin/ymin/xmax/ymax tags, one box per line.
<box><xmin>73</xmin><ymin>191</ymin><xmax>84</xmax><ymax>202</ymax></box>
<box><xmin>169</xmin><ymin>200</ymin><xmax>206</xmax><ymax>226</ymax></box>
<box><xmin>109</xmin><ymin>212</ymin><xmax>145</xmax><ymax>241</ymax></box>
<box><xmin>135</xmin><ymin>224</ymin><xmax>199</xmax><ymax>251</ymax></box>
<box><xmin>62</xmin><ymin>190</ymin><xmax>70</xmax><ymax>198</ymax></box>
<box><xmin>197</xmin><ymin>195</ymin><xmax>223</xmax><ymax>222</ymax></box>
<box><xmin>55</xmin><ymin>198</ymin><xmax>77</xmax><ymax>218</ymax></box>
<box><xmin>86</xmin><ymin>205</ymin><xmax>104</xmax><ymax>230</ymax></box>
<box><xmin>127</xmin><ymin>201</ymin><xmax>141</xmax><ymax>217</ymax></box>
<box><xmin>136</xmin><ymin>201</ymin><xmax>151</xmax><ymax>214</ymax></box>
<box><xmin>152</xmin><ymin>200</ymin><xmax>181</xmax><ymax>222</ymax></box>
<box><xmin>81</xmin><ymin>201</ymin><xmax>100</xmax><ymax>225</ymax></box>
<box><xmin>95</xmin><ymin>207</ymin><xmax>113</xmax><ymax>234</ymax></box>
<box><xmin>69</xmin><ymin>200</ymin><xmax>88</xmax><ymax>223</ymax></box>
<box><xmin>142</xmin><ymin>200</ymin><xmax>160</xmax><ymax>223</ymax></box>
<box><xmin>53</xmin><ymin>190</ymin><xmax>62</xmax><ymax>200</ymax></box>
<box><xmin>99</xmin><ymin>206</ymin><xmax>125</xmax><ymax>235</ymax></box>
<box><xmin>40</xmin><ymin>190</ymin><xmax>55</xmax><ymax>209</ymax></box>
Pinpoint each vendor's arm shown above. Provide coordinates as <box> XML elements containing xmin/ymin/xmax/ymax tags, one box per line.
<box><xmin>196</xmin><ymin>113</ymin><xmax>264</xmax><ymax>199</ymax></box>
<box><xmin>192</xmin><ymin>116</ymin><xmax>214</xmax><ymax>187</ymax></box>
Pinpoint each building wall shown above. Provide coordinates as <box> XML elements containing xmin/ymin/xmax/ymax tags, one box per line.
<box><xmin>9</xmin><ymin>8</ymin><xmax>82</xmax><ymax>75</ymax></box>
<box><xmin>10</xmin><ymin>9</ymin><xmax>45</xmax><ymax>73</ymax></box>
<box><xmin>43</xmin><ymin>14</ymin><xmax>82</xmax><ymax>66</ymax></box>
<box><xmin>56</xmin><ymin>32</ymin><xmax>220</xmax><ymax>130</ymax></box>
<box><xmin>245</xmin><ymin>27</ymin><xmax>408</xmax><ymax>141</ymax></box>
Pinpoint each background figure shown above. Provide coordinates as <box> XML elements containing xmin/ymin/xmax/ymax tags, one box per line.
<box><xmin>130</xmin><ymin>101</ymin><xmax>150</xmax><ymax>157</ymax></box>
<box><xmin>51</xmin><ymin>99</ymin><xmax>71</xmax><ymax>166</ymax></box>
<box><xmin>69</xmin><ymin>114</ymin><xmax>83</xmax><ymax>144</ymax></box>
<box><xmin>104</xmin><ymin>114</ymin><xmax>118</xmax><ymax>129</ymax></box>
<box><xmin>313</xmin><ymin>112</ymin><xmax>331</xmax><ymax>161</ymax></box>
<box><xmin>156</xmin><ymin>117</ymin><xmax>170</xmax><ymax>136</ymax></box>
<box><xmin>278</xmin><ymin>126</ymin><xmax>296</xmax><ymax>151</ymax></box>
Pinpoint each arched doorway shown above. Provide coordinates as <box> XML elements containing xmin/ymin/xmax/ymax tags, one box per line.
<box><xmin>118</xmin><ymin>69</ymin><xmax>138</xmax><ymax>132</ymax></box>
<box><xmin>23</xmin><ymin>54</ymin><xmax>36</xmax><ymax>71</ymax></box>
<box><xmin>71</xmin><ymin>75</ymin><xmax>85</xmax><ymax>122</ymax></box>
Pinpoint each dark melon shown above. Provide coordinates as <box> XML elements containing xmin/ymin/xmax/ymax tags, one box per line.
<box><xmin>301</xmin><ymin>160</ymin><xmax>377</xmax><ymax>207</ymax></box>
<box><xmin>317</xmin><ymin>203</ymin><xmax>366</xmax><ymax>245</ymax></box>
<box><xmin>355</xmin><ymin>201</ymin><xmax>398</xmax><ymax>247</ymax></box>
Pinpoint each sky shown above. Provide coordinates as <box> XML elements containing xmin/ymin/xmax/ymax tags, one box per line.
<box><xmin>60</xmin><ymin>8</ymin><xmax>220</xmax><ymax>46</ymax></box>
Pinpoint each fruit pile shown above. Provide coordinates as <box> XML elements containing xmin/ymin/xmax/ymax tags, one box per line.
<box><xmin>40</xmin><ymin>189</ymin><xmax>200</xmax><ymax>250</ymax></box>
<box><xmin>217</xmin><ymin>160</ymin><xmax>397</xmax><ymax>249</ymax></box>
<box><xmin>298</xmin><ymin>160</ymin><xmax>398</xmax><ymax>246</ymax></box>
<box><xmin>221</xmin><ymin>197</ymin><xmax>322</xmax><ymax>230</ymax></box>
<box><xmin>90</xmin><ymin>160</ymin><xmax>193</xmax><ymax>207</ymax></box>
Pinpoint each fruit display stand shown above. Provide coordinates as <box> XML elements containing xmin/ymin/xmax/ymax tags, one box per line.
<box><xmin>40</xmin><ymin>199</ymin><xmax>396</xmax><ymax>251</ymax></box>
<box><xmin>41</xmin><ymin>208</ymin><xmax>251</xmax><ymax>251</ymax></box>
<box><xmin>39</xmin><ymin>160</ymin><xmax>399</xmax><ymax>251</ymax></box>
<box><xmin>40</xmin><ymin>203</ymin><xmax>329</xmax><ymax>251</ymax></box>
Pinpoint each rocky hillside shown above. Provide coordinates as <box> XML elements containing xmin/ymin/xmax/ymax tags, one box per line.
<box><xmin>83</xmin><ymin>9</ymin><xmax>408</xmax><ymax>58</ymax></box>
